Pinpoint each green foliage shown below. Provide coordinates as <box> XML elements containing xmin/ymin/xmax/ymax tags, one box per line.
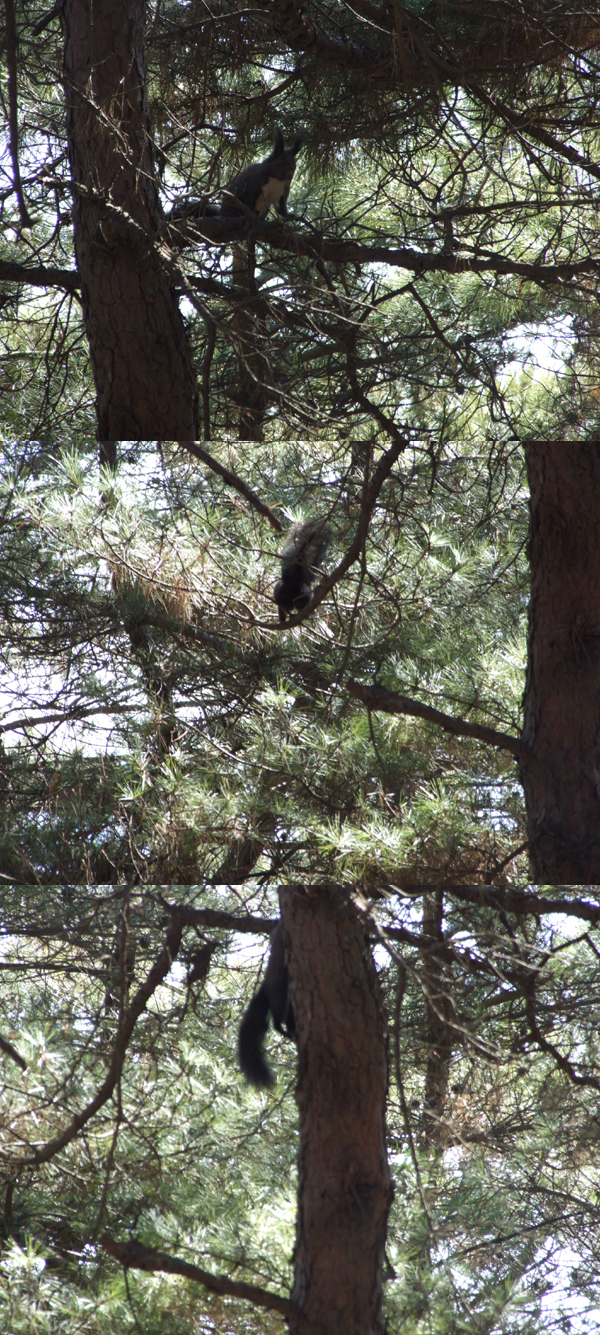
<box><xmin>0</xmin><ymin>890</ymin><xmax>297</xmax><ymax>1333</ymax></box>
<box><xmin>1</xmin><ymin>441</ymin><xmax>600</xmax><ymax>1332</ymax></box>
<box><xmin>2</xmin><ymin>889</ymin><xmax>600</xmax><ymax>1333</ymax></box>
<box><xmin>3</xmin><ymin>4</ymin><xmax>600</xmax><ymax>438</ymax></box>
<box><xmin>2</xmin><ymin>6</ymin><xmax>600</xmax><ymax>1325</ymax></box>
<box><xmin>0</xmin><ymin>440</ymin><xmax>528</xmax><ymax>884</ymax></box>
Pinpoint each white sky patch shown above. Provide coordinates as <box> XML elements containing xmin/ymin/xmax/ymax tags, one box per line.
<box><xmin>502</xmin><ymin>319</ymin><xmax>573</xmax><ymax>383</ymax></box>
<box><xmin>537</xmin><ymin>1245</ymin><xmax>600</xmax><ymax>1334</ymax></box>
<box><xmin>0</xmin><ymin>659</ymin><xmax>141</xmax><ymax>754</ymax></box>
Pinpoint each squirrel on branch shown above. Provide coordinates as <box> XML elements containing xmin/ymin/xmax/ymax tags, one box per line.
<box><xmin>170</xmin><ymin>129</ymin><xmax>305</xmax><ymax>223</ymax></box>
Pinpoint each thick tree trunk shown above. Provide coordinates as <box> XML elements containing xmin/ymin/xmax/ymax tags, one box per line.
<box><xmin>522</xmin><ymin>443</ymin><xmax>600</xmax><ymax>882</ymax></box>
<box><xmin>280</xmin><ymin>886</ymin><xmax>392</xmax><ymax>1335</ymax></box>
<box><xmin>62</xmin><ymin>0</ymin><xmax>199</xmax><ymax>440</ymax></box>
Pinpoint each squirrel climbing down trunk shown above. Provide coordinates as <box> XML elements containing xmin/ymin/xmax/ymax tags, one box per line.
<box><xmin>238</xmin><ymin>922</ymin><xmax>295</xmax><ymax>1087</ymax></box>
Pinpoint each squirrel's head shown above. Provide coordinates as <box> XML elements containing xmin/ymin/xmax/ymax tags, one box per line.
<box><xmin>271</xmin><ymin>128</ymin><xmax>306</xmax><ymax>177</ymax></box>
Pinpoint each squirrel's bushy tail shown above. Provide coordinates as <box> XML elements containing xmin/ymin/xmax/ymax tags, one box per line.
<box><xmin>238</xmin><ymin>987</ymin><xmax>273</xmax><ymax>1087</ymax></box>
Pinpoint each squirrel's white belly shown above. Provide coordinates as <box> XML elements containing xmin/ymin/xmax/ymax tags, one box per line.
<box><xmin>256</xmin><ymin>176</ymin><xmax>287</xmax><ymax>214</ymax></box>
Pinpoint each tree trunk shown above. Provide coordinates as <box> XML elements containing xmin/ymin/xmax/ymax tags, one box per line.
<box><xmin>280</xmin><ymin>885</ymin><xmax>392</xmax><ymax>1335</ymax></box>
<box><xmin>522</xmin><ymin>443</ymin><xmax>600</xmax><ymax>882</ymax></box>
<box><xmin>62</xmin><ymin>0</ymin><xmax>199</xmax><ymax>441</ymax></box>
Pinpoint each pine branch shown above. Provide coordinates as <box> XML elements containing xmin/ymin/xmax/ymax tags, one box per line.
<box><xmin>100</xmin><ymin>1235</ymin><xmax>295</xmax><ymax>1318</ymax></box>
<box><xmin>176</xmin><ymin>442</ymin><xmax>283</xmax><ymax>530</ymax></box>
<box><xmin>347</xmin><ymin>680</ymin><xmax>525</xmax><ymax>756</ymax></box>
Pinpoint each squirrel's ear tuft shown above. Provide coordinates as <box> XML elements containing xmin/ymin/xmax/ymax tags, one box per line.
<box><xmin>273</xmin><ymin>127</ymin><xmax>285</xmax><ymax>154</ymax></box>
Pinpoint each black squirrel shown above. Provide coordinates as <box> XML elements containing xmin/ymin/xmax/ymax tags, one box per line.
<box><xmin>273</xmin><ymin>518</ymin><xmax>330</xmax><ymax>623</ymax></box>
<box><xmin>170</xmin><ymin>129</ymin><xmax>305</xmax><ymax>223</ymax></box>
<box><xmin>238</xmin><ymin>922</ymin><xmax>295</xmax><ymax>1087</ymax></box>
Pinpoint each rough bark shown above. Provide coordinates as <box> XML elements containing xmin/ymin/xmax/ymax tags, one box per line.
<box><xmin>62</xmin><ymin>0</ymin><xmax>199</xmax><ymax>441</ymax></box>
<box><xmin>280</xmin><ymin>885</ymin><xmax>392</xmax><ymax>1335</ymax></box>
<box><xmin>522</xmin><ymin>443</ymin><xmax>600</xmax><ymax>882</ymax></box>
